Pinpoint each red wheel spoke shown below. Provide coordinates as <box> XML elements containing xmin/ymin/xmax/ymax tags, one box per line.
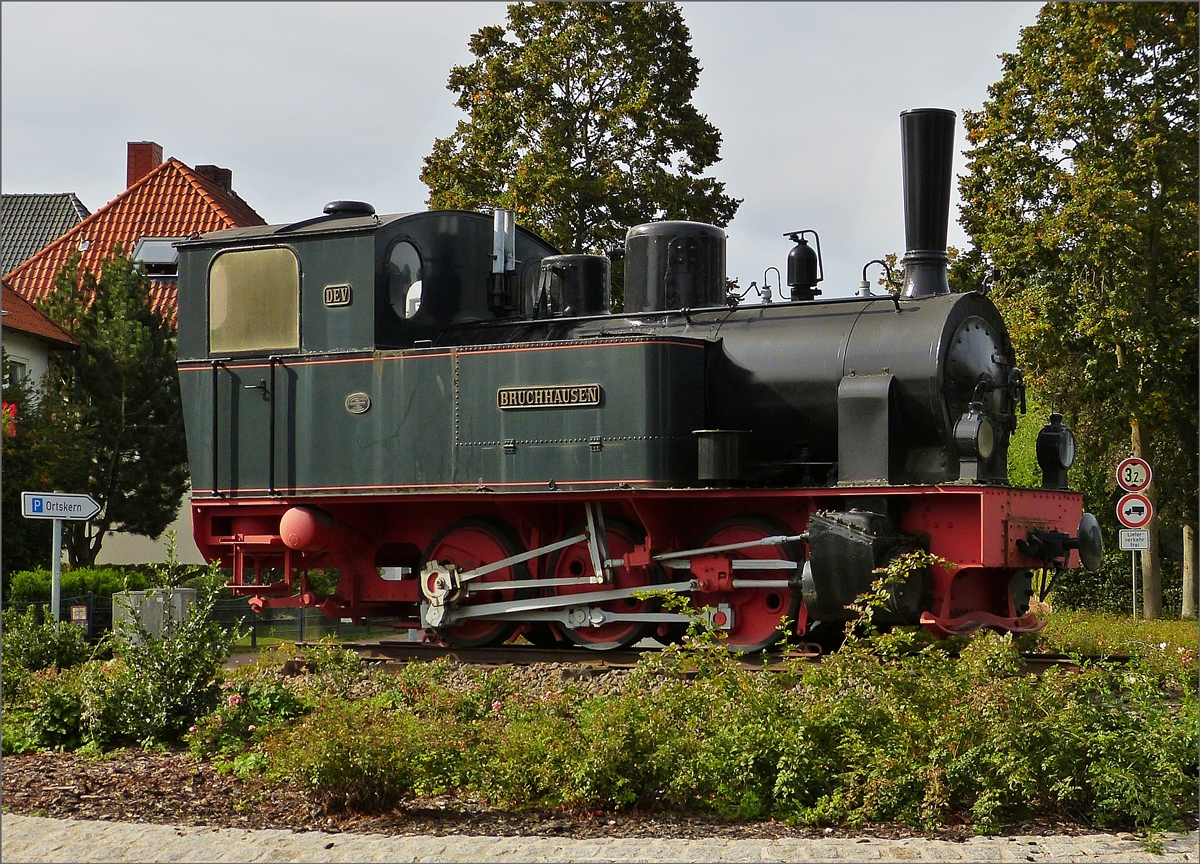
<box><xmin>545</xmin><ymin>520</ymin><xmax>653</xmax><ymax>651</ymax></box>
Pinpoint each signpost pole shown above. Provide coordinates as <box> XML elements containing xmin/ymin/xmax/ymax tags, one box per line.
<box><xmin>1132</xmin><ymin>550</ymin><xmax>1138</xmax><ymax>618</ymax></box>
<box><xmin>51</xmin><ymin>517</ymin><xmax>63</xmax><ymax>631</ymax></box>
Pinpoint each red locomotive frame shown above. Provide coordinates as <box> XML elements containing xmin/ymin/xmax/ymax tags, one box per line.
<box><xmin>193</xmin><ymin>482</ymin><xmax>1081</xmax><ymax>649</ymax></box>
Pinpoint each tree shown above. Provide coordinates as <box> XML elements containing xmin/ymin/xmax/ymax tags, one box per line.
<box><xmin>33</xmin><ymin>250</ymin><xmax>190</xmax><ymax>567</ymax></box>
<box><xmin>956</xmin><ymin>3</ymin><xmax>1198</xmax><ymax>618</ymax></box>
<box><xmin>420</xmin><ymin>1</ymin><xmax>740</xmax><ymax>307</ymax></box>
<box><xmin>2</xmin><ymin>353</ymin><xmax>54</xmax><ymax>583</ymax></box>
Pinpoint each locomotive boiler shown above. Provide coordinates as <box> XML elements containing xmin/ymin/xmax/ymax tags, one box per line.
<box><xmin>175</xmin><ymin>108</ymin><xmax>1102</xmax><ymax>652</ymax></box>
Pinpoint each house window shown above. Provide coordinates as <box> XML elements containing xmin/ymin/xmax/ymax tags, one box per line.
<box><xmin>208</xmin><ymin>247</ymin><xmax>300</xmax><ymax>355</ymax></box>
<box><xmin>6</xmin><ymin>360</ymin><xmax>28</xmax><ymax>387</ymax></box>
<box><xmin>388</xmin><ymin>241</ymin><xmax>423</xmax><ymax>319</ymax></box>
<box><xmin>132</xmin><ymin>237</ymin><xmax>186</xmax><ymax>280</ymax></box>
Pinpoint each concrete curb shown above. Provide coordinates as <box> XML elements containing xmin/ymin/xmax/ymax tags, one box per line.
<box><xmin>3</xmin><ymin>815</ymin><xmax>1196</xmax><ymax>863</ymax></box>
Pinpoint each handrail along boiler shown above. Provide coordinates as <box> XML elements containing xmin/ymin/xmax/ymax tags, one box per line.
<box><xmin>175</xmin><ymin>109</ymin><xmax>1102</xmax><ymax>652</ymax></box>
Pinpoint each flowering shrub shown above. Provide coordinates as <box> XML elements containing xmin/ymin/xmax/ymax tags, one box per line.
<box><xmin>187</xmin><ymin>678</ymin><xmax>310</xmax><ymax>761</ymax></box>
<box><xmin>5</xmin><ymin>588</ymin><xmax>1195</xmax><ymax>832</ymax></box>
<box><xmin>247</xmin><ymin>618</ymin><xmax>1197</xmax><ymax>831</ymax></box>
<box><xmin>2</xmin><ymin>401</ymin><xmax>16</xmax><ymax>438</ymax></box>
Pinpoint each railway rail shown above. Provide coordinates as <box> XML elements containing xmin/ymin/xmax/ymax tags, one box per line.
<box><xmin>289</xmin><ymin>639</ymin><xmax>1131</xmax><ymax>676</ymax></box>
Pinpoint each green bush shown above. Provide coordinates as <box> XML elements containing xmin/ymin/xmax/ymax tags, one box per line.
<box><xmin>1052</xmin><ymin>552</ymin><xmax>1184</xmax><ymax>615</ymax></box>
<box><xmin>187</xmin><ymin>677</ymin><xmax>310</xmax><ymax>760</ymax></box>
<box><xmin>82</xmin><ymin>589</ymin><xmax>234</xmax><ymax>746</ymax></box>
<box><xmin>1</xmin><ymin>606</ymin><xmax>92</xmax><ymax>676</ymax></box>
<box><xmin>263</xmin><ymin>698</ymin><xmax>427</xmax><ymax>812</ymax></box>
<box><xmin>7</xmin><ymin>566</ymin><xmax>151</xmax><ymax>601</ymax></box>
<box><xmin>1</xmin><ymin>710</ymin><xmax>42</xmax><ymax>755</ymax></box>
<box><xmin>27</xmin><ymin>666</ymin><xmax>86</xmax><ymax>751</ymax></box>
<box><xmin>2</xmin><ymin>666</ymin><xmax>87</xmax><ymax>754</ymax></box>
<box><xmin>237</xmin><ymin>617</ymin><xmax>1199</xmax><ymax>832</ymax></box>
<box><xmin>763</xmin><ymin>633</ymin><xmax>1197</xmax><ymax>832</ymax></box>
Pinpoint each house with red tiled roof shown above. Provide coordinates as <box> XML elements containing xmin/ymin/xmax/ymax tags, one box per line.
<box><xmin>4</xmin><ymin>142</ymin><xmax>266</xmax><ymax>327</ymax></box>
<box><xmin>4</xmin><ymin>143</ymin><xmax>265</xmax><ymax>566</ymax></box>
<box><xmin>2</xmin><ymin>281</ymin><xmax>78</xmax><ymax>389</ymax></box>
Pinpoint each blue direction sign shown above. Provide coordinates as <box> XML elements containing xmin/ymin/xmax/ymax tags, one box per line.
<box><xmin>22</xmin><ymin>492</ymin><xmax>100</xmax><ymax>521</ymax></box>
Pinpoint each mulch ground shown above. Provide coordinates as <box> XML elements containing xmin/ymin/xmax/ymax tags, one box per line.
<box><xmin>1</xmin><ymin>750</ymin><xmax>1124</xmax><ymax>841</ymax></box>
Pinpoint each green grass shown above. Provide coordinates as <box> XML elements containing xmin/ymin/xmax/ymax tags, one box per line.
<box><xmin>1031</xmin><ymin>609</ymin><xmax>1196</xmax><ymax>656</ymax></box>
<box><xmin>1019</xmin><ymin>609</ymin><xmax>1197</xmax><ymax>685</ymax></box>
<box><xmin>229</xmin><ymin>623</ymin><xmax>387</xmax><ymax>651</ymax></box>
<box><xmin>229</xmin><ymin>634</ymin><xmax>292</xmax><ymax>652</ymax></box>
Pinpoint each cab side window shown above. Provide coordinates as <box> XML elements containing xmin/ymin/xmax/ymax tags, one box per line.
<box><xmin>388</xmin><ymin>241</ymin><xmax>423</xmax><ymax>319</ymax></box>
<box><xmin>209</xmin><ymin>247</ymin><xmax>300</xmax><ymax>354</ymax></box>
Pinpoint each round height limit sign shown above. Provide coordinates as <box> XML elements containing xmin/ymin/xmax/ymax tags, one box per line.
<box><xmin>1116</xmin><ymin>457</ymin><xmax>1152</xmax><ymax>494</ymax></box>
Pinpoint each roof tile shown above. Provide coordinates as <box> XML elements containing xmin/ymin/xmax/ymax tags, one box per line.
<box><xmin>4</xmin><ymin>159</ymin><xmax>265</xmax><ymax>325</ymax></box>
<box><xmin>2</xmin><ymin>282</ymin><xmax>78</xmax><ymax>348</ymax></box>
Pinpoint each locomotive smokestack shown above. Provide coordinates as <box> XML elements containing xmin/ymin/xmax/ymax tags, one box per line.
<box><xmin>899</xmin><ymin>108</ymin><xmax>956</xmax><ymax>298</ymax></box>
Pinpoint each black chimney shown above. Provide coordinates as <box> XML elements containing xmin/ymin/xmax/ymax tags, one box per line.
<box><xmin>195</xmin><ymin>164</ymin><xmax>233</xmax><ymax>194</ymax></box>
<box><xmin>899</xmin><ymin>108</ymin><xmax>956</xmax><ymax>298</ymax></box>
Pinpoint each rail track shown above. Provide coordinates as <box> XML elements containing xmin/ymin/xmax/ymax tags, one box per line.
<box><xmin>290</xmin><ymin>639</ymin><xmax>1130</xmax><ymax>676</ymax></box>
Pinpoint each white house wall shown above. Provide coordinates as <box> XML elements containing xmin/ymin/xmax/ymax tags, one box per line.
<box><xmin>96</xmin><ymin>490</ymin><xmax>206</xmax><ymax>565</ymax></box>
<box><xmin>1</xmin><ymin>329</ymin><xmax>51</xmax><ymax>387</ymax></box>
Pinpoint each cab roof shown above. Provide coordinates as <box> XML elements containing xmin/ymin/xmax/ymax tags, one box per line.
<box><xmin>177</xmin><ymin>212</ymin><xmax>416</xmax><ymax>247</ymax></box>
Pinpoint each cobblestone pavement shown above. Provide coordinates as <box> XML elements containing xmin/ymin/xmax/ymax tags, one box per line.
<box><xmin>3</xmin><ymin>815</ymin><xmax>1197</xmax><ymax>863</ymax></box>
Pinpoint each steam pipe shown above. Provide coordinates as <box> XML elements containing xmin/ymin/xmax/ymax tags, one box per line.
<box><xmin>899</xmin><ymin>108</ymin><xmax>956</xmax><ymax>298</ymax></box>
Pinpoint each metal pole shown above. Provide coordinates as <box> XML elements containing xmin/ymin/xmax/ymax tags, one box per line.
<box><xmin>1132</xmin><ymin>550</ymin><xmax>1138</xmax><ymax>618</ymax></box>
<box><xmin>51</xmin><ymin>518</ymin><xmax>62</xmax><ymax>630</ymax></box>
<box><xmin>267</xmin><ymin>357</ymin><xmax>276</xmax><ymax>496</ymax></box>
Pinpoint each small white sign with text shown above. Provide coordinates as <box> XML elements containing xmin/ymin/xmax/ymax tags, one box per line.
<box><xmin>1118</xmin><ymin>529</ymin><xmax>1150</xmax><ymax>552</ymax></box>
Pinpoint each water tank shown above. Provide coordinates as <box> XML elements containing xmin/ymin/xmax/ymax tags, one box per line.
<box><xmin>536</xmin><ymin>254</ymin><xmax>611</xmax><ymax>317</ymax></box>
<box><xmin>623</xmin><ymin>221</ymin><xmax>726</xmax><ymax>313</ymax></box>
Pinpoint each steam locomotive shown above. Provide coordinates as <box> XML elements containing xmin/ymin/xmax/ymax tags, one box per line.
<box><xmin>176</xmin><ymin>108</ymin><xmax>1102</xmax><ymax>652</ymax></box>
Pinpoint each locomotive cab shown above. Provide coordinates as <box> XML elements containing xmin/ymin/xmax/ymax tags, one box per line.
<box><xmin>176</xmin><ymin>208</ymin><xmax>560</xmax><ymax>361</ymax></box>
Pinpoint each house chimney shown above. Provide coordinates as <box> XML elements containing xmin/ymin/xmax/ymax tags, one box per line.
<box><xmin>127</xmin><ymin>141</ymin><xmax>163</xmax><ymax>188</ymax></box>
<box><xmin>195</xmin><ymin>165</ymin><xmax>233</xmax><ymax>194</ymax></box>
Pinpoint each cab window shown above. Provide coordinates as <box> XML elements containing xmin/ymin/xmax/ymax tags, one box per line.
<box><xmin>388</xmin><ymin>240</ymin><xmax>423</xmax><ymax>319</ymax></box>
<box><xmin>209</xmin><ymin>247</ymin><xmax>300</xmax><ymax>354</ymax></box>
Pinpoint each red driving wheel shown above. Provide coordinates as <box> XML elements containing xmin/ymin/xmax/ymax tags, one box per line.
<box><xmin>545</xmin><ymin>520</ymin><xmax>655</xmax><ymax>650</ymax></box>
<box><xmin>423</xmin><ymin>518</ymin><xmax>528</xmax><ymax>648</ymax></box>
<box><xmin>696</xmin><ymin>516</ymin><xmax>803</xmax><ymax>653</ymax></box>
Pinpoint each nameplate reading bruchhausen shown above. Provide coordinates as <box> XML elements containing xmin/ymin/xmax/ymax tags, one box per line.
<box><xmin>497</xmin><ymin>384</ymin><xmax>602</xmax><ymax>410</ymax></box>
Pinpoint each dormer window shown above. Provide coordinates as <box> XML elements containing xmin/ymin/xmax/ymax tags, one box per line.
<box><xmin>132</xmin><ymin>237</ymin><xmax>185</xmax><ymax>280</ymax></box>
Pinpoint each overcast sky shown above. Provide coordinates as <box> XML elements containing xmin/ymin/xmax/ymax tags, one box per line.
<box><xmin>2</xmin><ymin>2</ymin><xmax>1041</xmax><ymax>297</ymax></box>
